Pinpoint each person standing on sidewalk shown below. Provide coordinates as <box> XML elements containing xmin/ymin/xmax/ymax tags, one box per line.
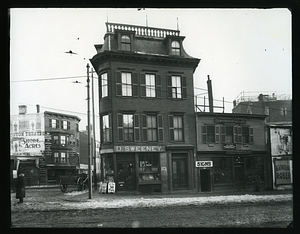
<box><xmin>15</xmin><ymin>173</ymin><xmax>25</xmax><ymax>203</ymax></box>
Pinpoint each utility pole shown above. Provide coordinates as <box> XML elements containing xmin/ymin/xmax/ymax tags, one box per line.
<box><xmin>91</xmin><ymin>68</ymin><xmax>97</xmax><ymax>190</ymax></box>
<box><xmin>86</xmin><ymin>63</ymin><xmax>92</xmax><ymax>199</ymax></box>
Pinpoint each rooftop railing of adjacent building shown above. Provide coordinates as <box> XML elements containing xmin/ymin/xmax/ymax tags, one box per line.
<box><xmin>233</xmin><ymin>91</ymin><xmax>291</xmax><ymax>105</ymax></box>
<box><xmin>106</xmin><ymin>22</ymin><xmax>180</xmax><ymax>38</ymax></box>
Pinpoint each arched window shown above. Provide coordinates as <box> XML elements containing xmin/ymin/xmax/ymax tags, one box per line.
<box><xmin>171</xmin><ymin>41</ymin><xmax>180</xmax><ymax>55</ymax></box>
<box><xmin>121</xmin><ymin>35</ymin><xmax>131</xmax><ymax>51</ymax></box>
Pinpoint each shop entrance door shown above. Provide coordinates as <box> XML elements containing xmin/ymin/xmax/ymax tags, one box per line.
<box><xmin>200</xmin><ymin>169</ymin><xmax>211</xmax><ymax>192</ymax></box>
<box><xmin>234</xmin><ymin>164</ymin><xmax>245</xmax><ymax>190</ymax></box>
<box><xmin>172</xmin><ymin>156</ymin><xmax>188</xmax><ymax>189</ymax></box>
<box><xmin>117</xmin><ymin>161</ymin><xmax>136</xmax><ymax>191</ymax></box>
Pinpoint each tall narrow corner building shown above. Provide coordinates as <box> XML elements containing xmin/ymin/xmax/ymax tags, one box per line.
<box><xmin>90</xmin><ymin>22</ymin><xmax>200</xmax><ymax>194</ymax></box>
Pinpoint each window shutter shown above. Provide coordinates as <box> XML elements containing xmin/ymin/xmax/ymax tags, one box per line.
<box><xmin>202</xmin><ymin>125</ymin><xmax>207</xmax><ymax>143</ymax></box>
<box><xmin>61</xmin><ymin>120</ymin><xmax>64</xmax><ymax>129</ymax></box>
<box><xmin>140</xmin><ymin>73</ymin><xmax>146</xmax><ymax>97</ymax></box>
<box><xmin>116</xmin><ymin>72</ymin><xmax>122</xmax><ymax>96</ymax></box>
<box><xmin>249</xmin><ymin>127</ymin><xmax>254</xmax><ymax>144</ymax></box>
<box><xmin>221</xmin><ymin>126</ymin><xmax>226</xmax><ymax>143</ymax></box>
<box><xmin>142</xmin><ymin>114</ymin><xmax>148</xmax><ymax>142</ymax></box>
<box><xmin>167</xmin><ymin>75</ymin><xmax>172</xmax><ymax>98</ymax></box>
<box><xmin>134</xmin><ymin>114</ymin><xmax>140</xmax><ymax>142</ymax></box>
<box><xmin>182</xmin><ymin>76</ymin><xmax>187</xmax><ymax>99</ymax></box>
<box><xmin>49</xmin><ymin>119</ymin><xmax>52</xmax><ymax>128</ymax></box>
<box><xmin>234</xmin><ymin>126</ymin><xmax>238</xmax><ymax>143</ymax></box>
<box><xmin>109</xmin><ymin>113</ymin><xmax>112</xmax><ymax>142</ymax></box>
<box><xmin>117</xmin><ymin>114</ymin><xmax>124</xmax><ymax>142</ymax></box>
<box><xmin>169</xmin><ymin>115</ymin><xmax>174</xmax><ymax>141</ymax></box>
<box><xmin>156</xmin><ymin>74</ymin><xmax>162</xmax><ymax>98</ymax></box>
<box><xmin>56</xmin><ymin>119</ymin><xmax>59</xmax><ymax>129</ymax></box>
<box><xmin>132</xmin><ymin>73</ymin><xmax>138</xmax><ymax>97</ymax></box>
<box><xmin>67</xmin><ymin>121</ymin><xmax>70</xmax><ymax>130</ymax></box>
<box><xmin>238</xmin><ymin>126</ymin><xmax>242</xmax><ymax>143</ymax></box>
<box><xmin>158</xmin><ymin>114</ymin><xmax>163</xmax><ymax>142</ymax></box>
<box><xmin>215</xmin><ymin>125</ymin><xmax>220</xmax><ymax>143</ymax></box>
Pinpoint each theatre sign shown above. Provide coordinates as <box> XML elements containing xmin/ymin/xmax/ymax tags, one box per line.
<box><xmin>10</xmin><ymin>131</ymin><xmax>45</xmax><ymax>156</ymax></box>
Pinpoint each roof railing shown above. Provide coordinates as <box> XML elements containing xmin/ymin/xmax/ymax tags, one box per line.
<box><xmin>106</xmin><ymin>22</ymin><xmax>180</xmax><ymax>38</ymax></box>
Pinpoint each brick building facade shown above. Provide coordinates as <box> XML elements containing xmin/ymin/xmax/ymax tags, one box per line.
<box><xmin>90</xmin><ymin>22</ymin><xmax>200</xmax><ymax>193</ymax></box>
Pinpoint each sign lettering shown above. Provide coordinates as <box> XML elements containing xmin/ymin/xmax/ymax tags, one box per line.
<box><xmin>114</xmin><ymin>145</ymin><xmax>165</xmax><ymax>152</ymax></box>
<box><xmin>196</xmin><ymin>161</ymin><xmax>213</xmax><ymax>167</ymax></box>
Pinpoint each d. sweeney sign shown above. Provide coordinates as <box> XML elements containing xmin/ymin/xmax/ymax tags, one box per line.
<box><xmin>114</xmin><ymin>145</ymin><xmax>165</xmax><ymax>152</ymax></box>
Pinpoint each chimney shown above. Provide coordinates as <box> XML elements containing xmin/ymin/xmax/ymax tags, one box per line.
<box><xmin>207</xmin><ymin>75</ymin><xmax>214</xmax><ymax>113</ymax></box>
<box><xmin>18</xmin><ymin>105</ymin><xmax>27</xmax><ymax>115</ymax></box>
<box><xmin>36</xmin><ymin>104</ymin><xmax>40</xmax><ymax>113</ymax></box>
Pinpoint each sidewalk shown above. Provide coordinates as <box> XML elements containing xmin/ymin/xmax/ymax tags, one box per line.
<box><xmin>71</xmin><ymin>187</ymin><xmax>293</xmax><ymax>201</ymax></box>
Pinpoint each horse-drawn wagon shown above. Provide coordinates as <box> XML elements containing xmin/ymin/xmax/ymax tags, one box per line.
<box><xmin>59</xmin><ymin>173</ymin><xmax>88</xmax><ymax>192</ymax></box>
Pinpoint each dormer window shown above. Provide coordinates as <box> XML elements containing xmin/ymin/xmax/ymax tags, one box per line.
<box><xmin>121</xmin><ymin>35</ymin><xmax>131</xmax><ymax>51</ymax></box>
<box><xmin>171</xmin><ymin>41</ymin><xmax>180</xmax><ymax>55</ymax></box>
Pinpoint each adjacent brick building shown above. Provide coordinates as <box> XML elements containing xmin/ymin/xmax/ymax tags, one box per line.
<box><xmin>90</xmin><ymin>22</ymin><xmax>200</xmax><ymax>193</ymax></box>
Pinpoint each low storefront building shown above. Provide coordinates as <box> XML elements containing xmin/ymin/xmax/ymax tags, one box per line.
<box><xmin>196</xmin><ymin>112</ymin><xmax>271</xmax><ymax>192</ymax></box>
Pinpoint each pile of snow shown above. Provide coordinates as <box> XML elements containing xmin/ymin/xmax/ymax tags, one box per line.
<box><xmin>11</xmin><ymin>193</ymin><xmax>292</xmax><ymax>212</ymax></box>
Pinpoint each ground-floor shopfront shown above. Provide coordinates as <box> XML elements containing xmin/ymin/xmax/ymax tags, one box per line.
<box><xmin>196</xmin><ymin>151</ymin><xmax>270</xmax><ymax>192</ymax></box>
<box><xmin>100</xmin><ymin>145</ymin><xmax>196</xmax><ymax>194</ymax></box>
<box><xmin>10</xmin><ymin>155</ymin><xmax>47</xmax><ymax>187</ymax></box>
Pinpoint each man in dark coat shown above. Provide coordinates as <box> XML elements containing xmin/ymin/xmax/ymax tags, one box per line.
<box><xmin>15</xmin><ymin>173</ymin><xmax>25</xmax><ymax>203</ymax></box>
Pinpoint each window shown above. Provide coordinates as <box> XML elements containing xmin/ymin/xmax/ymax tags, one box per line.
<box><xmin>121</xmin><ymin>35</ymin><xmax>131</xmax><ymax>51</ymax></box>
<box><xmin>102</xmin><ymin>114</ymin><xmax>111</xmax><ymax>143</ymax></box>
<box><xmin>140</xmin><ymin>73</ymin><xmax>161</xmax><ymax>98</ymax></box>
<box><xmin>203</xmin><ymin>125</ymin><xmax>253</xmax><ymax>144</ymax></box>
<box><xmin>147</xmin><ymin>115</ymin><xmax>157</xmax><ymax>141</ymax></box>
<box><xmin>116</xmin><ymin>72</ymin><xmax>138</xmax><ymax>97</ymax></box>
<box><xmin>146</xmin><ymin>74</ymin><xmax>156</xmax><ymax>97</ymax></box>
<box><xmin>62</xmin><ymin>120</ymin><xmax>70</xmax><ymax>130</ymax></box>
<box><xmin>167</xmin><ymin>75</ymin><xmax>187</xmax><ymax>99</ymax></box>
<box><xmin>61</xmin><ymin>135</ymin><xmax>66</xmax><ymax>145</ymax></box>
<box><xmin>51</xmin><ymin>119</ymin><xmax>59</xmax><ymax>129</ymax></box>
<box><xmin>119</xmin><ymin>114</ymin><xmax>133</xmax><ymax>142</ymax></box>
<box><xmin>141</xmin><ymin>114</ymin><xmax>163</xmax><ymax>142</ymax></box>
<box><xmin>213</xmin><ymin>158</ymin><xmax>232</xmax><ymax>184</ymax></box>
<box><xmin>172</xmin><ymin>76</ymin><xmax>181</xmax><ymax>98</ymax></box>
<box><xmin>118</xmin><ymin>113</ymin><xmax>140</xmax><ymax>142</ymax></box>
<box><xmin>281</xmin><ymin>107</ymin><xmax>287</xmax><ymax>115</ymax></box>
<box><xmin>53</xmin><ymin>135</ymin><xmax>59</xmax><ymax>145</ymax></box>
<box><xmin>221</xmin><ymin>126</ymin><xmax>234</xmax><ymax>143</ymax></box>
<box><xmin>265</xmin><ymin>107</ymin><xmax>269</xmax><ymax>115</ymax></box>
<box><xmin>54</xmin><ymin>152</ymin><xmax>59</xmax><ymax>163</ymax></box>
<box><xmin>171</xmin><ymin>41</ymin><xmax>180</xmax><ymax>55</ymax></box>
<box><xmin>139</xmin><ymin>154</ymin><xmax>160</xmax><ymax>181</ymax></box>
<box><xmin>169</xmin><ymin>115</ymin><xmax>184</xmax><ymax>142</ymax></box>
<box><xmin>61</xmin><ymin>152</ymin><xmax>66</xmax><ymax>163</ymax></box>
<box><xmin>101</xmin><ymin>73</ymin><xmax>108</xmax><ymax>98</ymax></box>
<box><xmin>122</xmin><ymin>72</ymin><xmax>132</xmax><ymax>96</ymax></box>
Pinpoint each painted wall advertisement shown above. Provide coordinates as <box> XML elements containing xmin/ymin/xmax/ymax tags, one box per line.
<box><xmin>10</xmin><ymin>132</ymin><xmax>45</xmax><ymax>156</ymax></box>
<box><xmin>274</xmin><ymin>159</ymin><xmax>293</xmax><ymax>186</ymax></box>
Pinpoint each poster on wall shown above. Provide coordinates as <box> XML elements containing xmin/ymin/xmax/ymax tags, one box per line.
<box><xmin>274</xmin><ymin>159</ymin><xmax>292</xmax><ymax>186</ymax></box>
<box><xmin>10</xmin><ymin>134</ymin><xmax>45</xmax><ymax>156</ymax></box>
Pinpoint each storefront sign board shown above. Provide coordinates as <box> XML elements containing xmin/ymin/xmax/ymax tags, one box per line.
<box><xmin>114</xmin><ymin>145</ymin><xmax>165</xmax><ymax>152</ymax></box>
<box><xmin>196</xmin><ymin>161</ymin><xmax>213</xmax><ymax>167</ymax></box>
<box><xmin>215</xmin><ymin>119</ymin><xmax>246</xmax><ymax>124</ymax></box>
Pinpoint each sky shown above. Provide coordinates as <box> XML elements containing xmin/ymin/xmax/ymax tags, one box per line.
<box><xmin>10</xmin><ymin>8</ymin><xmax>292</xmax><ymax>141</ymax></box>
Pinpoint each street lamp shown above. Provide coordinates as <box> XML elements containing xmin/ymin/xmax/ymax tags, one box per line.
<box><xmin>86</xmin><ymin>63</ymin><xmax>92</xmax><ymax>199</ymax></box>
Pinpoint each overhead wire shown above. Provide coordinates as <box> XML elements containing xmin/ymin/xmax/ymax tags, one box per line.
<box><xmin>11</xmin><ymin>73</ymin><xmax>291</xmax><ymax>114</ymax></box>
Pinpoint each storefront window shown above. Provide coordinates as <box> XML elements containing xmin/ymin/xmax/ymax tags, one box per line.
<box><xmin>245</xmin><ymin>157</ymin><xmax>264</xmax><ymax>182</ymax></box>
<box><xmin>105</xmin><ymin>155</ymin><xmax>114</xmax><ymax>182</ymax></box>
<box><xmin>213</xmin><ymin>158</ymin><xmax>232</xmax><ymax>184</ymax></box>
<box><xmin>138</xmin><ymin>154</ymin><xmax>160</xmax><ymax>181</ymax></box>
